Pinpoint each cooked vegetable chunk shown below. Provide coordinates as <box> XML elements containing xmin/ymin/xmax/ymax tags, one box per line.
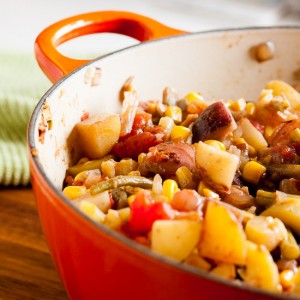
<box><xmin>261</xmin><ymin>192</ymin><xmax>300</xmax><ymax>235</ymax></box>
<box><xmin>238</xmin><ymin>118</ymin><xmax>268</xmax><ymax>151</ymax></box>
<box><xmin>192</xmin><ymin>100</ymin><xmax>237</xmax><ymax>143</ymax></box>
<box><xmin>76</xmin><ymin>113</ymin><xmax>121</xmax><ymax>159</ymax></box>
<box><xmin>244</xmin><ymin>241</ymin><xmax>280</xmax><ymax>292</ymax></box>
<box><xmin>245</xmin><ymin>216</ymin><xmax>287</xmax><ymax>251</ymax></box>
<box><xmin>151</xmin><ymin>220</ymin><xmax>202</xmax><ymax>261</ymax></box>
<box><xmin>139</xmin><ymin>142</ymin><xmax>196</xmax><ymax>178</ymax></box>
<box><xmin>195</xmin><ymin>142</ymin><xmax>239</xmax><ymax>193</ymax></box>
<box><xmin>265</xmin><ymin>80</ymin><xmax>300</xmax><ymax>110</ymax></box>
<box><xmin>63</xmin><ymin>80</ymin><xmax>300</xmax><ymax>297</ymax></box>
<box><xmin>198</xmin><ymin>200</ymin><xmax>247</xmax><ymax>265</ymax></box>
<box><xmin>211</xmin><ymin>263</ymin><xmax>236</xmax><ymax>279</ymax></box>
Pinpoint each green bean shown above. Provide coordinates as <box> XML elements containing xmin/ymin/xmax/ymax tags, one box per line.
<box><xmin>90</xmin><ymin>175</ymin><xmax>153</xmax><ymax>195</ymax></box>
<box><xmin>67</xmin><ymin>154</ymin><xmax>115</xmax><ymax>177</ymax></box>
<box><xmin>266</xmin><ymin>164</ymin><xmax>300</xmax><ymax>181</ymax></box>
<box><xmin>255</xmin><ymin>189</ymin><xmax>276</xmax><ymax>207</ymax></box>
<box><xmin>280</xmin><ymin>229</ymin><xmax>300</xmax><ymax>260</ymax></box>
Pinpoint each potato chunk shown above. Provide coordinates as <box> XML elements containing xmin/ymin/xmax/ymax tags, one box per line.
<box><xmin>76</xmin><ymin>113</ymin><xmax>121</xmax><ymax>159</ymax></box>
<box><xmin>151</xmin><ymin>220</ymin><xmax>202</xmax><ymax>261</ymax></box>
<box><xmin>261</xmin><ymin>192</ymin><xmax>300</xmax><ymax>235</ymax></box>
<box><xmin>198</xmin><ymin>200</ymin><xmax>247</xmax><ymax>265</ymax></box>
<box><xmin>244</xmin><ymin>241</ymin><xmax>280</xmax><ymax>292</ymax></box>
<box><xmin>245</xmin><ymin>216</ymin><xmax>287</xmax><ymax>251</ymax></box>
<box><xmin>211</xmin><ymin>263</ymin><xmax>236</xmax><ymax>280</ymax></box>
<box><xmin>265</xmin><ymin>80</ymin><xmax>300</xmax><ymax>110</ymax></box>
<box><xmin>195</xmin><ymin>141</ymin><xmax>239</xmax><ymax>193</ymax></box>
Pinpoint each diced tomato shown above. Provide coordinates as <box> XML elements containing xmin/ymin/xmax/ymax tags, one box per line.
<box><xmin>119</xmin><ymin>113</ymin><xmax>153</xmax><ymax>142</ymax></box>
<box><xmin>171</xmin><ymin>189</ymin><xmax>204</xmax><ymax>212</ymax></box>
<box><xmin>128</xmin><ymin>190</ymin><xmax>175</xmax><ymax>233</ymax></box>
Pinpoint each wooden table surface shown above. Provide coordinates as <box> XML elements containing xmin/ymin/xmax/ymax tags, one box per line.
<box><xmin>0</xmin><ymin>187</ymin><xmax>68</xmax><ymax>300</ymax></box>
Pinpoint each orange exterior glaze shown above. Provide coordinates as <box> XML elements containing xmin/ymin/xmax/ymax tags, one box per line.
<box><xmin>34</xmin><ymin>11</ymin><xmax>185</xmax><ymax>83</ymax></box>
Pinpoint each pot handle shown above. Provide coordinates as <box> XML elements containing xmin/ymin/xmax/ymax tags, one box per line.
<box><xmin>35</xmin><ymin>11</ymin><xmax>186</xmax><ymax>82</ymax></box>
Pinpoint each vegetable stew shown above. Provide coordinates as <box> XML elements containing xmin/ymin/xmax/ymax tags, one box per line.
<box><xmin>63</xmin><ymin>79</ymin><xmax>300</xmax><ymax>296</ymax></box>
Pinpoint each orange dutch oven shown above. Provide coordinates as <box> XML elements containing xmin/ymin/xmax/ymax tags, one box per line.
<box><xmin>29</xmin><ymin>11</ymin><xmax>300</xmax><ymax>300</ymax></box>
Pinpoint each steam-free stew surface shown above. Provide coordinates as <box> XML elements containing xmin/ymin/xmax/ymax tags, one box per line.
<box><xmin>63</xmin><ymin>79</ymin><xmax>300</xmax><ymax>296</ymax></box>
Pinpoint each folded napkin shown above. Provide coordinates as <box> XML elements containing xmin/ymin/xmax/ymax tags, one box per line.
<box><xmin>0</xmin><ymin>52</ymin><xmax>51</xmax><ymax>186</ymax></box>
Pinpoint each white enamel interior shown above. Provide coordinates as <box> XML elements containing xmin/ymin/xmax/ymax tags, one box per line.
<box><xmin>31</xmin><ymin>27</ymin><xmax>300</xmax><ymax>189</ymax></box>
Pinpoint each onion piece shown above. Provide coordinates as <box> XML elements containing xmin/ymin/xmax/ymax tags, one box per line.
<box><xmin>120</xmin><ymin>91</ymin><xmax>139</xmax><ymax>136</ymax></box>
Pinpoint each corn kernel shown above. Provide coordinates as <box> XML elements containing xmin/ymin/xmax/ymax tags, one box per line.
<box><xmin>127</xmin><ymin>195</ymin><xmax>136</xmax><ymax>205</ymax></box>
<box><xmin>264</xmin><ymin>125</ymin><xmax>276</xmax><ymax>139</ymax></box>
<box><xmin>245</xmin><ymin>102</ymin><xmax>255</xmax><ymax>116</ymax></box>
<box><xmin>170</xmin><ymin>125</ymin><xmax>190</xmax><ymax>142</ymax></box>
<box><xmin>233</xmin><ymin>138</ymin><xmax>248</xmax><ymax>152</ymax></box>
<box><xmin>259</xmin><ymin>89</ymin><xmax>273</xmax><ymax>102</ymax></box>
<box><xmin>165</xmin><ymin>105</ymin><xmax>182</xmax><ymax>124</ymax></box>
<box><xmin>185</xmin><ymin>91</ymin><xmax>203</xmax><ymax>102</ymax></box>
<box><xmin>186</xmin><ymin>99</ymin><xmax>207</xmax><ymax>114</ymax></box>
<box><xmin>101</xmin><ymin>160</ymin><xmax>115</xmax><ymax>178</ymax></box>
<box><xmin>204</xmin><ymin>140</ymin><xmax>226</xmax><ymax>151</ymax></box>
<box><xmin>290</xmin><ymin>128</ymin><xmax>300</xmax><ymax>143</ymax></box>
<box><xmin>104</xmin><ymin>209</ymin><xmax>122</xmax><ymax>229</ymax></box>
<box><xmin>224</xmin><ymin>99</ymin><xmax>233</xmax><ymax>107</ymax></box>
<box><xmin>74</xmin><ymin>170</ymin><xmax>87</xmax><ymax>182</ymax></box>
<box><xmin>203</xmin><ymin>188</ymin><xmax>220</xmax><ymax>199</ymax></box>
<box><xmin>63</xmin><ymin>185</ymin><xmax>86</xmax><ymax>200</ymax></box>
<box><xmin>279</xmin><ymin>269</ymin><xmax>295</xmax><ymax>290</ymax></box>
<box><xmin>198</xmin><ymin>181</ymin><xmax>219</xmax><ymax>199</ymax></box>
<box><xmin>79</xmin><ymin>200</ymin><xmax>105</xmax><ymax>223</ymax></box>
<box><xmin>115</xmin><ymin>159</ymin><xmax>138</xmax><ymax>176</ymax></box>
<box><xmin>176</xmin><ymin>166</ymin><xmax>193</xmax><ymax>189</ymax></box>
<box><xmin>162</xmin><ymin>179</ymin><xmax>179</xmax><ymax>203</ymax></box>
<box><xmin>248</xmin><ymin>144</ymin><xmax>257</xmax><ymax>157</ymax></box>
<box><xmin>145</xmin><ymin>101</ymin><xmax>157</xmax><ymax>114</ymax></box>
<box><xmin>138</xmin><ymin>153</ymin><xmax>147</xmax><ymax>165</ymax></box>
<box><xmin>242</xmin><ymin>161</ymin><xmax>266</xmax><ymax>184</ymax></box>
<box><xmin>118</xmin><ymin>207</ymin><xmax>131</xmax><ymax>222</ymax></box>
<box><xmin>180</xmin><ymin>114</ymin><xmax>198</xmax><ymax>127</ymax></box>
<box><xmin>229</xmin><ymin>98</ymin><xmax>246</xmax><ymax>112</ymax></box>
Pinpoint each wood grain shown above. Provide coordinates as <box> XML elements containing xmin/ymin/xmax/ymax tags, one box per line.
<box><xmin>0</xmin><ymin>187</ymin><xmax>68</xmax><ymax>300</ymax></box>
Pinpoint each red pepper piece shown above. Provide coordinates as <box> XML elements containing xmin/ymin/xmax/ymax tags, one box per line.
<box><xmin>128</xmin><ymin>190</ymin><xmax>175</xmax><ymax>233</ymax></box>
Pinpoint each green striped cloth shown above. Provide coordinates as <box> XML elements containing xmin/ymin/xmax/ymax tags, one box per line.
<box><xmin>0</xmin><ymin>52</ymin><xmax>51</xmax><ymax>186</ymax></box>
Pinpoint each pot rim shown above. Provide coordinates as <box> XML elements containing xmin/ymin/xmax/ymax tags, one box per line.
<box><xmin>28</xmin><ymin>25</ymin><xmax>300</xmax><ymax>299</ymax></box>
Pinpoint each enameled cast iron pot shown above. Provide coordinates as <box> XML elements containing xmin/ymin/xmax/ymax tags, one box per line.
<box><xmin>29</xmin><ymin>11</ymin><xmax>300</xmax><ymax>300</ymax></box>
